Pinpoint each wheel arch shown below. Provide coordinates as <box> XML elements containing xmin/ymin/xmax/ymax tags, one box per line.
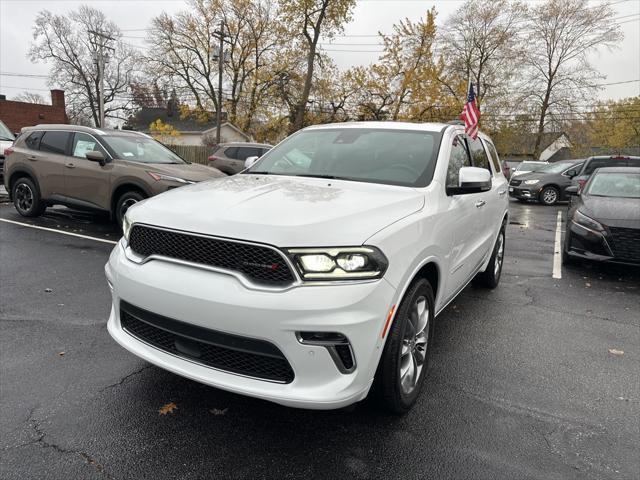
<box><xmin>8</xmin><ymin>168</ymin><xmax>40</xmax><ymax>200</ymax></box>
<box><xmin>110</xmin><ymin>181</ymin><xmax>151</xmax><ymax>217</ymax></box>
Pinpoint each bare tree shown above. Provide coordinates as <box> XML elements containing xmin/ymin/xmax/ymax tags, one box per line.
<box><xmin>522</xmin><ymin>0</ymin><xmax>623</xmax><ymax>157</ymax></box>
<box><xmin>439</xmin><ymin>0</ymin><xmax>525</xmax><ymax>109</ymax></box>
<box><xmin>29</xmin><ymin>6</ymin><xmax>139</xmax><ymax>126</ymax></box>
<box><xmin>13</xmin><ymin>92</ymin><xmax>48</xmax><ymax>104</ymax></box>
<box><xmin>279</xmin><ymin>0</ymin><xmax>356</xmax><ymax>132</ymax></box>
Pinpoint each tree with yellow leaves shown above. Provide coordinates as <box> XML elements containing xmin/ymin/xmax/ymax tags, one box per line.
<box><xmin>149</xmin><ymin>119</ymin><xmax>181</xmax><ymax>145</ymax></box>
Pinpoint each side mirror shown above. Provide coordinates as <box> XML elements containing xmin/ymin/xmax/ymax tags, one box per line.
<box><xmin>447</xmin><ymin>167</ymin><xmax>492</xmax><ymax>195</ymax></box>
<box><xmin>565</xmin><ymin>185</ymin><xmax>579</xmax><ymax>196</ymax></box>
<box><xmin>244</xmin><ymin>155</ymin><xmax>259</xmax><ymax>169</ymax></box>
<box><xmin>86</xmin><ymin>150</ymin><xmax>106</xmax><ymax>166</ymax></box>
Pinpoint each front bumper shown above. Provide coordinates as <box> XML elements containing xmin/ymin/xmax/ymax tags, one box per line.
<box><xmin>565</xmin><ymin>221</ymin><xmax>640</xmax><ymax>266</ymax></box>
<box><xmin>509</xmin><ymin>185</ymin><xmax>540</xmax><ymax>200</ymax></box>
<box><xmin>106</xmin><ymin>240</ymin><xmax>397</xmax><ymax>409</ymax></box>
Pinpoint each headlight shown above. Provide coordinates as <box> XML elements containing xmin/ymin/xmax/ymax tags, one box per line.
<box><xmin>122</xmin><ymin>213</ymin><xmax>132</xmax><ymax>241</ymax></box>
<box><xmin>524</xmin><ymin>179</ymin><xmax>540</xmax><ymax>185</ymax></box>
<box><xmin>287</xmin><ymin>246</ymin><xmax>388</xmax><ymax>281</ymax></box>
<box><xmin>572</xmin><ymin>210</ymin><xmax>604</xmax><ymax>232</ymax></box>
<box><xmin>147</xmin><ymin>171</ymin><xmax>194</xmax><ymax>184</ymax></box>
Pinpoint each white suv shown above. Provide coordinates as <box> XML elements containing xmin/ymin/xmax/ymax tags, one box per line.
<box><xmin>106</xmin><ymin>122</ymin><xmax>509</xmax><ymax>413</ymax></box>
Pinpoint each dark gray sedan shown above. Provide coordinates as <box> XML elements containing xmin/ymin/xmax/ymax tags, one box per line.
<box><xmin>508</xmin><ymin>160</ymin><xmax>583</xmax><ymax>205</ymax></box>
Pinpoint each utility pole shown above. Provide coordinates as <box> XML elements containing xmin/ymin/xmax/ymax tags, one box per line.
<box><xmin>213</xmin><ymin>21</ymin><xmax>229</xmax><ymax>145</ymax></box>
<box><xmin>89</xmin><ymin>30</ymin><xmax>115</xmax><ymax>128</ymax></box>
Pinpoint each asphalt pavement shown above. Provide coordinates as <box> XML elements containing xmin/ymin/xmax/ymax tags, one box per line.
<box><xmin>1</xmin><ymin>199</ymin><xmax>638</xmax><ymax>480</ymax></box>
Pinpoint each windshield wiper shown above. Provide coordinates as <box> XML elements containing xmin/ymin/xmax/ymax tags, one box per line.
<box><xmin>292</xmin><ymin>174</ymin><xmax>353</xmax><ymax>181</ymax></box>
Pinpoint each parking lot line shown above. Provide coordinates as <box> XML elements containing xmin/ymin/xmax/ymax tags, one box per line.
<box><xmin>0</xmin><ymin>218</ymin><xmax>118</xmax><ymax>245</ymax></box>
<box><xmin>552</xmin><ymin>210</ymin><xmax>562</xmax><ymax>279</ymax></box>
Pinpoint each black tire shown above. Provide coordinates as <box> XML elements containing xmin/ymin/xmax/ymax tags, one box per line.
<box><xmin>374</xmin><ymin>278</ymin><xmax>435</xmax><ymax>414</ymax></box>
<box><xmin>12</xmin><ymin>177</ymin><xmax>45</xmax><ymax>217</ymax></box>
<box><xmin>115</xmin><ymin>191</ymin><xmax>145</xmax><ymax>226</ymax></box>
<box><xmin>540</xmin><ymin>186</ymin><xmax>559</xmax><ymax>205</ymax></box>
<box><xmin>473</xmin><ymin>227</ymin><xmax>505</xmax><ymax>289</ymax></box>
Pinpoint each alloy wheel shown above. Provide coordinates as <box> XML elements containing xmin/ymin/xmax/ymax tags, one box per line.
<box><xmin>399</xmin><ymin>296</ymin><xmax>429</xmax><ymax>395</ymax></box>
<box><xmin>15</xmin><ymin>183</ymin><xmax>34</xmax><ymax>213</ymax></box>
<box><xmin>119</xmin><ymin>198</ymin><xmax>138</xmax><ymax>220</ymax></box>
<box><xmin>542</xmin><ymin>188</ymin><xmax>558</xmax><ymax>204</ymax></box>
<box><xmin>494</xmin><ymin>231</ymin><xmax>505</xmax><ymax>277</ymax></box>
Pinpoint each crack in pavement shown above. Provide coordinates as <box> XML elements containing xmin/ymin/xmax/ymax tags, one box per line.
<box><xmin>4</xmin><ymin>407</ymin><xmax>115</xmax><ymax>479</ymax></box>
<box><xmin>99</xmin><ymin>364</ymin><xmax>153</xmax><ymax>393</ymax></box>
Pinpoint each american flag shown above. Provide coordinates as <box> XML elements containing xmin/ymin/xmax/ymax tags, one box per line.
<box><xmin>460</xmin><ymin>82</ymin><xmax>480</xmax><ymax>139</ymax></box>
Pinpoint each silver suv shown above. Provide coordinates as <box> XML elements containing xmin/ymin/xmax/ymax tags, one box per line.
<box><xmin>208</xmin><ymin>142</ymin><xmax>272</xmax><ymax>175</ymax></box>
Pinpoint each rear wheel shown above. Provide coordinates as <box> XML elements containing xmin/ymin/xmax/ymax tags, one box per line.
<box><xmin>374</xmin><ymin>278</ymin><xmax>435</xmax><ymax>414</ymax></box>
<box><xmin>540</xmin><ymin>186</ymin><xmax>559</xmax><ymax>205</ymax></box>
<box><xmin>115</xmin><ymin>191</ymin><xmax>145</xmax><ymax>227</ymax></box>
<box><xmin>12</xmin><ymin>177</ymin><xmax>45</xmax><ymax>217</ymax></box>
<box><xmin>473</xmin><ymin>227</ymin><xmax>505</xmax><ymax>289</ymax></box>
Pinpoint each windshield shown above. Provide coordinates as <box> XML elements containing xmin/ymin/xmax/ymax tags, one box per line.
<box><xmin>538</xmin><ymin>162</ymin><xmax>577</xmax><ymax>174</ymax></box>
<box><xmin>585</xmin><ymin>172</ymin><xmax>640</xmax><ymax>198</ymax></box>
<box><xmin>101</xmin><ymin>135</ymin><xmax>186</xmax><ymax>164</ymax></box>
<box><xmin>0</xmin><ymin>120</ymin><xmax>14</xmax><ymax>141</ymax></box>
<box><xmin>245</xmin><ymin>128</ymin><xmax>442</xmax><ymax>187</ymax></box>
<box><xmin>518</xmin><ymin>162</ymin><xmax>547</xmax><ymax>172</ymax></box>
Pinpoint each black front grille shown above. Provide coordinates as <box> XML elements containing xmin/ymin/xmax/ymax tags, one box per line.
<box><xmin>608</xmin><ymin>226</ymin><xmax>640</xmax><ymax>263</ymax></box>
<box><xmin>120</xmin><ymin>301</ymin><xmax>295</xmax><ymax>383</ymax></box>
<box><xmin>510</xmin><ymin>179</ymin><xmax>522</xmax><ymax>186</ymax></box>
<box><xmin>129</xmin><ymin>225</ymin><xmax>295</xmax><ymax>286</ymax></box>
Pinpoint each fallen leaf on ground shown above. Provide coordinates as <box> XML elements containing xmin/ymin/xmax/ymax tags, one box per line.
<box><xmin>58</xmin><ymin>351</ymin><xmax>65</xmax><ymax>356</ymax></box>
<box><xmin>159</xmin><ymin>402</ymin><xmax>178</xmax><ymax>415</ymax></box>
<box><xmin>585</xmin><ymin>283</ymin><xmax>591</xmax><ymax>288</ymax></box>
<box><xmin>608</xmin><ymin>349</ymin><xmax>624</xmax><ymax>356</ymax></box>
<box><xmin>209</xmin><ymin>408</ymin><xmax>228</xmax><ymax>416</ymax></box>
<box><xmin>44</xmin><ymin>288</ymin><xmax>52</xmax><ymax>293</ymax></box>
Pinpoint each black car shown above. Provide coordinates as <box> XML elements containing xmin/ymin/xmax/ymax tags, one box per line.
<box><xmin>564</xmin><ymin>167</ymin><xmax>640</xmax><ymax>266</ymax></box>
<box><xmin>509</xmin><ymin>160</ymin><xmax>583</xmax><ymax>205</ymax></box>
<box><xmin>572</xmin><ymin>155</ymin><xmax>640</xmax><ymax>191</ymax></box>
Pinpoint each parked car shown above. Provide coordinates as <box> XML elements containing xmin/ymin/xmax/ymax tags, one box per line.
<box><xmin>3</xmin><ymin>124</ymin><xmax>224</xmax><ymax>225</ymax></box>
<box><xmin>0</xmin><ymin>119</ymin><xmax>15</xmax><ymax>181</ymax></box>
<box><xmin>564</xmin><ymin>167</ymin><xmax>640</xmax><ymax>266</ymax></box>
<box><xmin>508</xmin><ymin>159</ymin><xmax>583</xmax><ymax>205</ymax></box>
<box><xmin>572</xmin><ymin>155</ymin><xmax>640</xmax><ymax>191</ymax></box>
<box><xmin>510</xmin><ymin>160</ymin><xmax>548</xmax><ymax>178</ymax></box>
<box><xmin>208</xmin><ymin>142</ymin><xmax>272</xmax><ymax>175</ymax></box>
<box><xmin>106</xmin><ymin>121</ymin><xmax>509</xmax><ymax>414</ymax></box>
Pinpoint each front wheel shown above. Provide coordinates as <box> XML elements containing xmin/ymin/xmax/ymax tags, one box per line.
<box><xmin>473</xmin><ymin>227</ymin><xmax>505</xmax><ymax>289</ymax></box>
<box><xmin>374</xmin><ymin>278</ymin><xmax>435</xmax><ymax>414</ymax></box>
<box><xmin>12</xmin><ymin>177</ymin><xmax>45</xmax><ymax>217</ymax></box>
<box><xmin>115</xmin><ymin>191</ymin><xmax>145</xmax><ymax>227</ymax></box>
<box><xmin>540</xmin><ymin>186</ymin><xmax>559</xmax><ymax>205</ymax></box>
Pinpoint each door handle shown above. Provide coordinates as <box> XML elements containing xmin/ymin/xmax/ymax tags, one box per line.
<box><xmin>27</xmin><ymin>155</ymin><xmax>37</xmax><ymax>161</ymax></box>
<box><xmin>498</xmin><ymin>189</ymin><xmax>507</xmax><ymax>196</ymax></box>
<box><xmin>65</xmin><ymin>163</ymin><xmax>75</xmax><ymax>169</ymax></box>
<box><xmin>475</xmin><ymin>200</ymin><xmax>486</xmax><ymax>208</ymax></box>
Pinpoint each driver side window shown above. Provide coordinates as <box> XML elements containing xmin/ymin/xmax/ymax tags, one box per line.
<box><xmin>446</xmin><ymin>135</ymin><xmax>471</xmax><ymax>187</ymax></box>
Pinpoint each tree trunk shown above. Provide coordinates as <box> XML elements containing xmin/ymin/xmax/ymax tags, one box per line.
<box><xmin>533</xmin><ymin>79</ymin><xmax>552</xmax><ymax>159</ymax></box>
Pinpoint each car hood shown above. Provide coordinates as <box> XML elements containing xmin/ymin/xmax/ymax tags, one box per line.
<box><xmin>581</xmin><ymin>195</ymin><xmax>640</xmax><ymax>227</ymax></box>
<box><xmin>128</xmin><ymin>174</ymin><xmax>425</xmax><ymax>246</ymax></box>
<box><xmin>140</xmin><ymin>162</ymin><xmax>225</xmax><ymax>182</ymax></box>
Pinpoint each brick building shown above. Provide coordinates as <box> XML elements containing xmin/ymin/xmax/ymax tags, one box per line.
<box><xmin>0</xmin><ymin>90</ymin><xmax>68</xmax><ymax>133</ymax></box>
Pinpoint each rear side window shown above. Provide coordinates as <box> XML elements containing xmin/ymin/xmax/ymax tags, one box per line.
<box><xmin>223</xmin><ymin>147</ymin><xmax>238</xmax><ymax>159</ymax></box>
<box><xmin>468</xmin><ymin>137</ymin><xmax>491</xmax><ymax>172</ymax></box>
<box><xmin>25</xmin><ymin>131</ymin><xmax>43</xmax><ymax>150</ymax></box>
<box><xmin>39</xmin><ymin>131</ymin><xmax>70</xmax><ymax>155</ymax></box>
<box><xmin>236</xmin><ymin>147</ymin><xmax>262</xmax><ymax>161</ymax></box>
<box><xmin>483</xmin><ymin>140</ymin><xmax>502</xmax><ymax>175</ymax></box>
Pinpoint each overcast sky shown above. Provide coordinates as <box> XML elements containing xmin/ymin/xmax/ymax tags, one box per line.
<box><xmin>1</xmin><ymin>0</ymin><xmax>638</xmax><ymax>104</ymax></box>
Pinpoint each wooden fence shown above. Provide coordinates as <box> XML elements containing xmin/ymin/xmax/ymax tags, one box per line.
<box><xmin>167</xmin><ymin>145</ymin><xmax>215</xmax><ymax>165</ymax></box>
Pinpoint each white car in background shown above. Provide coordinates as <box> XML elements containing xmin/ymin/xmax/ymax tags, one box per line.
<box><xmin>511</xmin><ymin>160</ymin><xmax>548</xmax><ymax>177</ymax></box>
<box><xmin>105</xmin><ymin>121</ymin><xmax>509</xmax><ymax>414</ymax></box>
